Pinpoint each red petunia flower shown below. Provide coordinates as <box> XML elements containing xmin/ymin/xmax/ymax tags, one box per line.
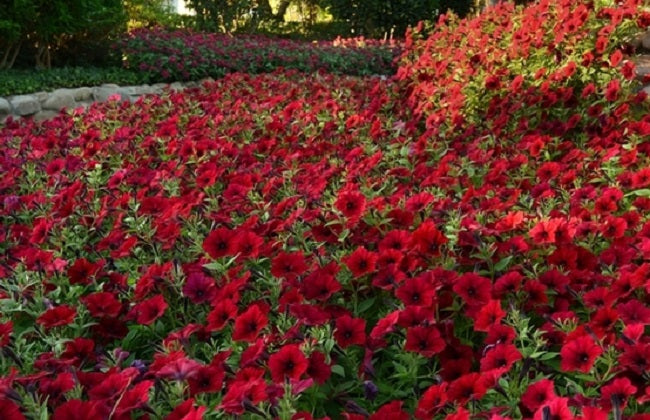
<box><xmin>473</xmin><ymin>299</ymin><xmax>506</xmax><ymax>332</ymax></box>
<box><xmin>233</xmin><ymin>229</ymin><xmax>264</xmax><ymax>259</ymax></box>
<box><xmin>560</xmin><ymin>335</ymin><xmax>602</xmax><ymax>373</ymax></box>
<box><xmin>0</xmin><ymin>399</ymin><xmax>25</xmax><ymax>420</ymax></box>
<box><xmin>533</xmin><ymin>397</ymin><xmax>572</xmax><ymax>420</ymax></box>
<box><xmin>37</xmin><ymin>305</ymin><xmax>77</xmax><ymax>329</ymax></box>
<box><xmin>405</xmin><ymin>325</ymin><xmax>446</xmax><ymax>357</ymax></box>
<box><xmin>343</xmin><ymin>247</ymin><xmax>378</xmax><ymax>277</ymax></box>
<box><xmin>416</xmin><ymin>383</ymin><xmax>448</xmax><ymax>419</ymax></box>
<box><xmin>67</xmin><ymin>258</ymin><xmax>103</xmax><ymax>285</ymax></box>
<box><xmin>369</xmin><ymin>400</ymin><xmax>409</xmax><ymax>420</ymax></box>
<box><xmin>52</xmin><ymin>400</ymin><xmax>102</xmax><ymax>420</ymax></box>
<box><xmin>186</xmin><ymin>364</ymin><xmax>224</xmax><ymax>396</ymax></box>
<box><xmin>335</xmin><ymin>189</ymin><xmax>366</xmax><ymax>222</ymax></box>
<box><xmin>479</xmin><ymin>343</ymin><xmax>521</xmax><ymax>372</ymax></box>
<box><xmin>522</xmin><ymin>379</ymin><xmax>556</xmax><ymax>412</ymax></box>
<box><xmin>232</xmin><ymin>304</ymin><xmax>268</xmax><ymax>342</ymax></box>
<box><xmin>334</xmin><ymin>315</ymin><xmax>366</xmax><ymax>348</ymax></box>
<box><xmin>301</xmin><ymin>271</ymin><xmax>341</xmax><ymax>301</ymax></box>
<box><xmin>182</xmin><ymin>272</ymin><xmax>216</xmax><ymax>304</ymax></box>
<box><xmin>306</xmin><ymin>351</ymin><xmax>331</xmax><ymax>385</ymax></box>
<box><xmin>452</xmin><ymin>272</ymin><xmax>491</xmax><ymax>306</ymax></box>
<box><xmin>410</xmin><ymin>220</ymin><xmax>448</xmax><ymax>256</ymax></box>
<box><xmin>271</xmin><ymin>251</ymin><xmax>309</xmax><ymax>281</ymax></box>
<box><xmin>600</xmin><ymin>377</ymin><xmax>637</xmax><ymax>410</ymax></box>
<box><xmin>129</xmin><ymin>294</ymin><xmax>168</xmax><ymax>325</ymax></box>
<box><xmin>83</xmin><ymin>292</ymin><xmax>122</xmax><ymax>319</ymax></box>
<box><xmin>203</xmin><ymin>227</ymin><xmax>236</xmax><ymax>259</ymax></box>
<box><xmin>395</xmin><ymin>276</ymin><xmax>436</xmax><ymax>307</ymax></box>
<box><xmin>447</xmin><ymin>372</ymin><xmax>487</xmax><ymax>405</ymax></box>
<box><xmin>206</xmin><ymin>299</ymin><xmax>238</xmax><ymax>331</ymax></box>
<box><xmin>529</xmin><ymin>218</ymin><xmax>562</xmax><ymax>244</ymax></box>
<box><xmin>268</xmin><ymin>344</ymin><xmax>309</xmax><ymax>383</ymax></box>
<box><xmin>165</xmin><ymin>398</ymin><xmax>207</xmax><ymax>420</ymax></box>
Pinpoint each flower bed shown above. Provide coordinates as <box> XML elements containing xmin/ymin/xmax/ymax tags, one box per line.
<box><xmin>117</xmin><ymin>29</ymin><xmax>401</xmax><ymax>82</ymax></box>
<box><xmin>0</xmin><ymin>0</ymin><xmax>650</xmax><ymax>418</ymax></box>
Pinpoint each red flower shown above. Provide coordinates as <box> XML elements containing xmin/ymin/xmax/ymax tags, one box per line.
<box><xmin>0</xmin><ymin>399</ymin><xmax>25</xmax><ymax>420</ymax></box>
<box><xmin>268</xmin><ymin>344</ymin><xmax>309</xmax><ymax>382</ymax></box>
<box><xmin>271</xmin><ymin>251</ymin><xmax>309</xmax><ymax>281</ymax></box>
<box><xmin>604</xmin><ymin>79</ymin><xmax>620</xmax><ymax>102</ymax></box>
<box><xmin>410</xmin><ymin>220</ymin><xmax>448</xmax><ymax>256</ymax></box>
<box><xmin>447</xmin><ymin>372</ymin><xmax>487</xmax><ymax>404</ymax></box>
<box><xmin>343</xmin><ymin>247</ymin><xmax>377</xmax><ymax>277</ymax></box>
<box><xmin>301</xmin><ymin>271</ymin><xmax>341</xmax><ymax>301</ymax></box>
<box><xmin>529</xmin><ymin>219</ymin><xmax>562</xmax><ymax>244</ymax></box>
<box><xmin>452</xmin><ymin>273</ymin><xmax>491</xmax><ymax>306</ymax></box>
<box><xmin>335</xmin><ymin>189</ymin><xmax>366</xmax><ymax>222</ymax></box>
<box><xmin>83</xmin><ymin>292</ymin><xmax>122</xmax><ymax>318</ymax></box>
<box><xmin>334</xmin><ymin>315</ymin><xmax>366</xmax><ymax>348</ymax></box>
<box><xmin>522</xmin><ymin>379</ymin><xmax>556</xmax><ymax>412</ymax></box>
<box><xmin>479</xmin><ymin>343</ymin><xmax>521</xmax><ymax>372</ymax></box>
<box><xmin>560</xmin><ymin>335</ymin><xmax>602</xmax><ymax>373</ymax></box>
<box><xmin>88</xmin><ymin>370</ymin><xmax>135</xmax><ymax>400</ymax></box>
<box><xmin>600</xmin><ymin>377</ymin><xmax>636</xmax><ymax>410</ymax></box>
<box><xmin>53</xmin><ymin>400</ymin><xmax>103</xmax><ymax>420</ymax></box>
<box><xmin>67</xmin><ymin>258</ymin><xmax>103</xmax><ymax>285</ymax></box>
<box><xmin>369</xmin><ymin>401</ymin><xmax>409</xmax><ymax>420</ymax></box>
<box><xmin>165</xmin><ymin>398</ymin><xmax>207</xmax><ymax>420</ymax></box>
<box><xmin>39</xmin><ymin>372</ymin><xmax>76</xmax><ymax>399</ymax></box>
<box><xmin>233</xmin><ymin>229</ymin><xmax>264</xmax><ymax>259</ymax></box>
<box><xmin>0</xmin><ymin>321</ymin><xmax>12</xmax><ymax>347</ymax></box>
<box><xmin>203</xmin><ymin>227</ymin><xmax>236</xmax><ymax>259</ymax></box>
<box><xmin>206</xmin><ymin>299</ymin><xmax>238</xmax><ymax>331</ymax></box>
<box><xmin>188</xmin><ymin>365</ymin><xmax>224</xmax><ymax>395</ymax></box>
<box><xmin>37</xmin><ymin>305</ymin><xmax>76</xmax><ymax>329</ymax></box>
<box><xmin>533</xmin><ymin>397</ymin><xmax>572</xmax><ymax>420</ymax></box>
<box><xmin>473</xmin><ymin>299</ymin><xmax>506</xmax><ymax>332</ymax></box>
<box><xmin>307</xmin><ymin>351</ymin><xmax>331</xmax><ymax>384</ymax></box>
<box><xmin>182</xmin><ymin>272</ymin><xmax>216</xmax><ymax>304</ymax></box>
<box><xmin>416</xmin><ymin>383</ymin><xmax>448</xmax><ymax>419</ymax></box>
<box><xmin>395</xmin><ymin>276</ymin><xmax>436</xmax><ymax>307</ymax></box>
<box><xmin>129</xmin><ymin>294</ymin><xmax>168</xmax><ymax>325</ymax></box>
<box><xmin>405</xmin><ymin>325</ymin><xmax>445</xmax><ymax>357</ymax></box>
<box><xmin>232</xmin><ymin>304</ymin><xmax>268</xmax><ymax>342</ymax></box>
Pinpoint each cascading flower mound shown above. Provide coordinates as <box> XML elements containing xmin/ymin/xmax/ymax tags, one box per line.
<box><xmin>0</xmin><ymin>0</ymin><xmax>650</xmax><ymax>418</ymax></box>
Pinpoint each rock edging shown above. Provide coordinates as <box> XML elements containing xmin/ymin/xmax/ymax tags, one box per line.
<box><xmin>0</xmin><ymin>80</ymin><xmax>210</xmax><ymax>123</ymax></box>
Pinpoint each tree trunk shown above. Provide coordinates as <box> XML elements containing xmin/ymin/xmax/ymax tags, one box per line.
<box><xmin>275</xmin><ymin>0</ymin><xmax>292</xmax><ymax>21</ymax></box>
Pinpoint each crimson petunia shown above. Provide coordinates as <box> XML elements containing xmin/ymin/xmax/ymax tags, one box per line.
<box><xmin>232</xmin><ymin>304</ymin><xmax>268</xmax><ymax>342</ymax></box>
<box><xmin>343</xmin><ymin>246</ymin><xmax>378</xmax><ymax>278</ymax></box>
<box><xmin>560</xmin><ymin>335</ymin><xmax>602</xmax><ymax>373</ymax></box>
<box><xmin>36</xmin><ymin>305</ymin><xmax>77</xmax><ymax>330</ymax></box>
<box><xmin>334</xmin><ymin>315</ymin><xmax>366</xmax><ymax>348</ymax></box>
<box><xmin>268</xmin><ymin>344</ymin><xmax>309</xmax><ymax>383</ymax></box>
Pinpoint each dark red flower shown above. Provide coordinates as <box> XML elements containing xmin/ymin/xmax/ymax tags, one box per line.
<box><xmin>301</xmin><ymin>270</ymin><xmax>341</xmax><ymax>301</ymax></box>
<box><xmin>37</xmin><ymin>305</ymin><xmax>77</xmax><ymax>329</ymax></box>
<box><xmin>334</xmin><ymin>315</ymin><xmax>366</xmax><ymax>348</ymax></box>
<box><xmin>369</xmin><ymin>400</ymin><xmax>409</xmax><ymax>420</ymax></box>
<box><xmin>271</xmin><ymin>251</ymin><xmax>309</xmax><ymax>281</ymax></box>
<box><xmin>343</xmin><ymin>246</ymin><xmax>377</xmax><ymax>277</ymax></box>
<box><xmin>335</xmin><ymin>189</ymin><xmax>366</xmax><ymax>222</ymax></box>
<box><xmin>307</xmin><ymin>351</ymin><xmax>331</xmax><ymax>385</ymax></box>
<box><xmin>395</xmin><ymin>276</ymin><xmax>436</xmax><ymax>307</ymax></box>
<box><xmin>182</xmin><ymin>272</ymin><xmax>216</xmax><ymax>304</ymax></box>
<box><xmin>452</xmin><ymin>273</ymin><xmax>491</xmax><ymax>306</ymax></box>
<box><xmin>473</xmin><ymin>299</ymin><xmax>506</xmax><ymax>332</ymax></box>
<box><xmin>533</xmin><ymin>397</ymin><xmax>572</xmax><ymax>420</ymax></box>
<box><xmin>560</xmin><ymin>335</ymin><xmax>602</xmax><ymax>373</ymax></box>
<box><xmin>128</xmin><ymin>294</ymin><xmax>168</xmax><ymax>325</ymax></box>
<box><xmin>83</xmin><ymin>292</ymin><xmax>122</xmax><ymax>318</ymax></box>
<box><xmin>522</xmin><ymin>379</ymin><xmax>556</xmax><ymax>412</ymax></box>
<box><xmin>165</xmin><ymin>398</ymin><xmax>207</xmax><ymax>420</ymax></box>
<box><xmin>405</xmin><ymin>325</ymin><xmax>445</xmax><ymax>357</ymax></box>
<box><xmin>188</xmin><ymin>365</ymin><xmax>224</xmax><ymax>395</ymax></box>
<box><xmin>206</xmin><ymin>299</ymin><xmax>238</xmax><ymax>331</ymax></box>
<box><xmin>268</xmin><ymin>344</ymin><xmax>309</xmax><ymax>382</ymax></box>
<box><xmin>600</xmin><ymin>377</ymin><xmax>636</xmax><ymax>410</ymax></box>
<box><xmin>67</xmin><ymin>258</ymin><xmax>103</xmax><ymax>285</ymax></box>
<box><xmin>232</xmin><ymin>304</ymin><xmax>268</xmax><ymax>342</ymax></box>
<box><xmin>52</xmin><ymin>400</ymin><xmax>103</xmax><ymax>420</ymax></box>
<box><xmin>447</xmin><ymin>372</ymin><xmax>487</xmax><ymax>404</ymax></box>
<box><xmin>203</xmin><ymin>227</ymin><xmax>236</xmax><ymax>259</ymax></box>
<box><xmin>416</xmin><ymin>383</ymin><xmax>448</xmax><ymax>419</ymax></box>
<box><xmin>410</xmin><ymin>220</ymin><xmax>447</xmax><ymax>256</ymax></box>
<box><xmin>233</xmin><ymin>229</ymin><xmax>264</xmax><ymax>259</ymax></box>
<box><xmin>479</xmin><ymin>343</ymin><xmax>521</xmax><ymax>372</ymax></box>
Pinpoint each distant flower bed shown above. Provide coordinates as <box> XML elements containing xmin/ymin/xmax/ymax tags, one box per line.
<box><xmin>116</xmin><ymin>29</ymin><xmax>401</xmax><ymax>81</ymax></box>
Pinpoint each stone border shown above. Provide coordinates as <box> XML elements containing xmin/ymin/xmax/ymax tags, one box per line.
<box><xmin>0</xmin><ymin>80</ymin><xmax>211</xmax><ymax>123</ymax></box>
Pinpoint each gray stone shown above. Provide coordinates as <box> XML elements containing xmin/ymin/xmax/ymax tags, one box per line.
<box><xmin>33</xmin><ymin>91</ymin><xmax>49</xmax><ymax>103</ymax></box>
<box><xmin>42</xmin><ymin>89</ymin><xmax>76</xmax><ymax>111</ymax></box>
<box><xmin>169</xmin><ymin>82</ymin><xmax>185</xmax><ymax>91</ymax></box>
<box><xmin>92</xmin><ymin>86</ymin><xmax>130</xmax><ymax>103</ymax></box>
<box><xmin>100</xmin><ymin>83</ymin><xmax>120</xmax><ymax>88</ymax></box>
<box><xmin>0</xmin><ymin>98</ymin><xmax>11</xmax><ymax>115</ymax></box>
<box><xmin>10</xmin><ymin>95</ymin><xmax>41</xmax><ymax>116</ymax></box>
<box><xmin>642</xmin><ymin>30</ymin><xmax>650</xmax><ymax>51</ymax></box>
<box><xmin>643</xmin><ymin>85</ymin><xmax>650</xmax><ymax>98</ymax></box>
<box><xmin>33</xmin><ymin>110</ymin><xmax>59</xmax><ymax>122</ymax></box>
<box><xmin>72</xmin><ymin>87</ymin><xmax>93</xmax><ymax>101</ymax></box>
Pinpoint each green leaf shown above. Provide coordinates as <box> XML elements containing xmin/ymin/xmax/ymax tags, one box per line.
<box><xmin>494</xmin><ymin>256</ymin><xmax>513</xmax><ymax>272</ymax></box>
<box><xmin>331</xmin><ymin>364</ymin><xmax>345</xmax><ymax>377</ymax></box>
<box><xmin>626</xmin><ymin>189</ymin><xmax>650</xmax><ymax>197</ymax></box>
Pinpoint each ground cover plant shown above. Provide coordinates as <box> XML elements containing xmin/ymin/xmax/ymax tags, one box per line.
<box><xmin>1</xmin><ymin>0</ymin><xmax>650</xmax><ymax>418</ymax></box>
<box><xmin>117</xmin><ymin>28</ymin><xmax>401</xmax><ymax>81</ymax></box>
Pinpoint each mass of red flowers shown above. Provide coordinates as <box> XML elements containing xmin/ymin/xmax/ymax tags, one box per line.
<box><xmin>1</xmin><ymin>0</ymin><xmax>650</xmax><ymax>418</ymax></box>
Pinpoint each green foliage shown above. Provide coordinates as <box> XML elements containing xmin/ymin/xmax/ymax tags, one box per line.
<box><xmin>321</xmin><ymin>0</ymin><xmax>441</xmax><ymax>38</ymax></box>
<box><xmin>0</xmin><ymin>0</ymin><xmax>125</xmax><ymax>69</ymax></box>
<box><xmin>124</xmin><ymin>0</ymin><xmax>192</xmax><ymax>29</ymax></box>
<box><xmin>0</xmin><ymin>67</ymin><xmax>149</xmax><ymax>96</ymax></box>
<box><xmin>187</xmin><ymin>0</ymin><xmax>256</xmax><ymax>32</ymax></box>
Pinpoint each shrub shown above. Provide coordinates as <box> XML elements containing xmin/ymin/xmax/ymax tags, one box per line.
<box><xmin>0</xmin><ymin>67</ymin><xmax>149</xmax><ymax>96</ymax></box>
